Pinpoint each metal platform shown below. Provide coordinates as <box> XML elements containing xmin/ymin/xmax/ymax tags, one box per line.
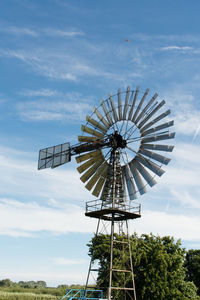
<box><xmin>85</xmin><ymin>199</ymin><xmax>141</xmax><ymax>221</ymax></box>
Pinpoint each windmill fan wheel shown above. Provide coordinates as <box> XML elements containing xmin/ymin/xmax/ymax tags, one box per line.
<box><xmin>76</xmin><ymin>86</ymin><xmax>175</xmax><ymax>200</ymax></box>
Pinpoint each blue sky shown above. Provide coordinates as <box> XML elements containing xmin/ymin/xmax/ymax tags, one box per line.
<box><xmin>0</xmin><ymin>0</ymin><xmax>200</xmax><ymax>287</ymax></box>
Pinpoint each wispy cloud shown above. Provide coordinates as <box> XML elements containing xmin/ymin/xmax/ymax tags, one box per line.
<box><xmin>135</xmin><ymin>209</ymin><xmax>200</xmax><ymax>242</ymax></box>
<box><xmin>0</xmin><ymin>26</ymin><xmax>38</xmax><ymax>37</ymax></box>
<box><xmin>162</xmin><ymin>89</ymin><xmax>200</xmax><ymax>137</ymax></box>
<box><xmin>170</xmin><ymin>189</ymin><xmax>200</xmax><ymax>209</ymax></box>
<box><xmin>161</xmin><ymin>46</ymin><xmax>193</xmax><ymax>51</ymax></box>
<box><xmin>19</xmin><ymin>89</ymin><xmax>60</xmax><ymax>97</ymax></box>
<box><xmin>159</xmin><ymin>143</ymin><xmax>200</xmax><ymax>190</ymax></box>
<box><xmin>16</xmin><ymin>99</ymin><xmax>91</xmax><ymax>122</ymax></box>
<box><xmin>43</xmin><ymin>28</ymin><xmax>84</xmax><ymax>37</ymax></box>
<box><xmin>1</xmin><ymin>196</ymin><xmax>200</xmax><ymax>244</ymax></box>
<box><xmin>0</xmin><ymin>26</ymin><xmax>84</xmax><ymax>38</ymax></box>
<box><xmin>0</xmin><ymin>198</ymin><xmax>95</xmax><ymax>237</ymax></box>
<box><xmin>0</xmin><ymin>145</ymin><xmax>92</xmax><ymax>203</ymax></box>
<box><xmin>0</xmin><ymin>48</ymin><xmax>77</xmax><ymax>81</ymax></box>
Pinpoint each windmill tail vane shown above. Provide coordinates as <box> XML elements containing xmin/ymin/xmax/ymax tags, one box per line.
<box><xmin>38</xmin><ymin>134</ymin><xmax>122</xmax><ymax>170</ymax></box>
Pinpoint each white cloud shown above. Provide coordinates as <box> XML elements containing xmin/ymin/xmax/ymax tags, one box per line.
<box><xmin>161</xmin><ymin>46</ymin><xmax>193</xmax><ymax>51</ymax></box>
<box><xmin>158</xmin><ymin>143</ymin><xmax>200</xmax><ymax>194</ymax></box>
<box><xmin>19</xmin><ymin>89</ymin><xmax>60</xmax><ymax>97</ymax></box>
<box><xmin>170</xmin><ymin>189</ymin><xmax>200</xmax><ymax>209</ymax></box>
<box><xmin>16</xmin><ymin>100</ymin><xmax>91</xmax><ymax>121</ymax></box>
<box><xmin>44</xmin><ymin>28</ymin><xmax>84</xmax><ymax>37</ymax></box>
<box><xmin>0</xmin><ymin>26</ymin><xmax>84</xmax><ymax>39</ymax></box>
<box><xmin>0</xmin><ymin>145</ymin><xmax>92</xmax><ymax>203</ymax></box>
<box><xmin>134</xmin><ymin>210</ymin><xmax>200</xmax><ymax>242</ymax></box>
<box><xmin>0</xmin><ymin>44</ymin><xmax>142</xmax><ymax>84</ymax></box>
<box><xmin>0</xmin><ymin>196</ymin><xmax>200</xmax><ymax>245</ymax></box>
<box><xmin>172</xmin><ymin>143</ymin><xmax>200</xmax><ymax>165</ymax></box>
<box><xmin>0</xmin><ymin>198</ymin><xmax>96</xmax><ymax>237</ymax></box>
<box><xmin>19</xmin><ymin>110</ymin><xmax>66</xmax><ymax>121</ymax></box>
<box><xmin>0</xmin><ymin>49</ymin><xmax>77</xmax><ymax>81</ymax></box>
<box><xmin>162</xmin><ymin>89</ymin><xmax>200</xmax><ymax>137</ymax></box>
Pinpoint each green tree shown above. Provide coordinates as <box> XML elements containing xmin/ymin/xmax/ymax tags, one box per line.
<box><xmin>88</xmin><ymin>233</ymin><xmax>198</xmax><ymax>300</ymax></box>
<box><xmin>0</xmin><ymin>279</ymin><xmax>14</xmax><ymax>287</ymax></box>
<box><xmin>36</xmin><ymin>281</ymin><xmax>47</xmax><ymax>288</ymax></box>
<box><xmin>185</xmin><ymin>249</ymin><xmax>200</xmax><ymax>295</ymax></box>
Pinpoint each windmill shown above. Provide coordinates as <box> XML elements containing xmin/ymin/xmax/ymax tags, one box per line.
<box><xmin>38</xmin><ymin>86</ymin><xmax>175</xmax><ymax>300</ymax></box>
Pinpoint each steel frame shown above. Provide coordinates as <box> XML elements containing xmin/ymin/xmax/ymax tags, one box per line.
<box><xmin>85</xmin><ymin>150</ymin><xmax>141</xmax><ymax>300</ymax></box>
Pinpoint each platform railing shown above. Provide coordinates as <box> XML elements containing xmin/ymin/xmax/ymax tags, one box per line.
<box><xmin>85</xmin><ymin>199</ymin><xmax>141</xmax><ymax>215</ymax></box>
<box><xmin>61</xmin><ymin>289</ymin><xmax>104</xmax><ymax>300</ymax></box>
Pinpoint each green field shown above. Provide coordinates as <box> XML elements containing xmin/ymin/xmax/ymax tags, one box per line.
<box><xmin>0</xmin><ymin>290</ymin><xmax>60</xmax><ymax>300</ymax></box>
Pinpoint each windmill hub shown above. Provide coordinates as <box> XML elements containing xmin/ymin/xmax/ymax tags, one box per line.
<box><xmin>111</xmin><ymin>131</ymin><xmax>127</xmax><ymax>150</ymax></box>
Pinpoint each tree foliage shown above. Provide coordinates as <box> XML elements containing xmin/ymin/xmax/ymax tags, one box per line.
<box><xmin>88</xmin><ymin>233</ymin><xmax>198</xmax><ymax>300</ymax></box>
<box><xmin>185</xmin><ymin>249</ymin><xmax>200</xmax><ymax>295</ymax></box>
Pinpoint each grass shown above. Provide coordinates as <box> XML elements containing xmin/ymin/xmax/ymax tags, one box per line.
<box><xmin>0</xmin><ymin>290</ymin><xmax>61</xmax><ymax>300</ymax></box>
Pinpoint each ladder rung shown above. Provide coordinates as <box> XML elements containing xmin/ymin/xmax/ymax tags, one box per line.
<box><xmin>113</xmin><ymin>240</ymin><xmax>129</xmax><ymax>244</ymax></box>
<box><xmin>111</xmin><ymin>287</ymin><xmax>135</xmax><ymax>290</ymax></box>
<box><xmin>112</xmin><ymin>269</ymin><xmax>132</xmax><ymax>273</ymax></box>
<box><xmin>90</xmin><ymin>268</ymin><xmax>99</xmax><ymax>271</ymax></box>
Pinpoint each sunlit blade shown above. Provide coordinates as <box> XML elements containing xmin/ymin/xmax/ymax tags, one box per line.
<box><xmin>93</xmin><ymin>107</ymin><xmax>110</xmax><ymax>128</ymax></box>
<box><xmin>140</xmin><ymin>109</ymin><xmax>171</xmax><ymax>132</ymax></box>
<box><xmin>109</xmin><ymin>94</ymin><xmax>118</xmax><ymax>122</ymax></box>
<box><xmin>93</xmin><ymin>176</ymin><xmax>106</xmax><ymax>197</ymax></box>
<box><xmin>141</xmin><ymin>143</ymin><xmax>174</xmax><ymax>152</ymax></box>
<box><xmin>80</xmin><ymin>159</ymin><xmax>104</xmax><ymax>183</ymax></box>
<box><xmin>139</xmin><ymin>149</ymin><xmax>170</xmax><ymax>165</ymax></box>
<box><xmin>123</xmin><ymin>86</ymin><xmax>130</xmax><ymax>120</ymax></box>
<box><xmin>129</xmin><ymin>162</ymin><xmax>147</xmax><ymax>195</ymax></box>
<box><xmin>142</xmin><ymin>132</ymin><xmax>175</xmax><ymax>143</ymax></box>
<box><xmin>86</xmin><ymin>115</ymin><xmax>107</xmax><ymax>133</ymax></box>
<box><xmin>128</xmin><ymin>86</ymin><xmax>140</xmax><ymax>120</ymax></box>
<box><xmin>81</xmin><ymin>125</ymin><xmax>104</xmax><ymax>138</ymax></box>
<box><xmin>118</xmin><ymin>88</ymin><xmax>123</xmax><ymax>120</ymax></box>
<box><xmin>134</xmin><ymin>159</ymin><xmax>156</xmax><ymax>187</ymax></box>
<box><xmin>92</xmin><ymin>162</ymin><xmax>108</xmax><ymax>196</ymax></box>
<box><xmin>75</xmin><ymin>149</ymin><xmax>102</xmax><ymax>163</ymax></box>
<box><xmin>141</xmin><ymin>120</ymin><xmax>174</xmax><ymax>137</ymax></box>
<box><xmin>85</xmin><ymin>163</ymin><xmax>107</xmax><ymax>191</ymax></box>
<box><xmin>77</xmin><ymin>155</ymin><xmax>103</xmax><ymax>173</ymax></box>
<box><xmin>132</xmin><ymin>88</ymin><xmax>149</xmax><ymax>122</ymax></box>
<box><xmin>123</xmin><ymin>165</ymin><xmax>137</xmax><ymax>200</ymax></box>
<box><xmin>136</xmin><ymin>155</ymin><xmax>165</xmax><ymax>177</ymax></box>
<box><xmin>78</xmin><ymin>136</ymin><xmax>98</xmax><ymax>142</ymax></box>
<box><xmin>138</xmin><ymin>100</ymin><xmax>165</xmax><ymax>129</ymax></box>
<box><xmin>101</xmin><ymin>100</ymin><xmax>113</xmax><ymax>125</ymax></box>
<box><xmin>135</xmin><ymin>93</ymin><xmax>158</xmax><ymax>124</ymax></box>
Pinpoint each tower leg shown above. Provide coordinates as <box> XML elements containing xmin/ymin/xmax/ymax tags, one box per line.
<box><xmin>108</xmin><ymin>215</ymin><xmax>115</xmax><ymax>300</ymax></box>
<box><xmin>126</xmin><ymin>220</ymin><xmax>137</xmax><ymax>300</ymax></box>
<box><xmin>85</xmin><ymin>218</ymin><xmax>101</xmax><ymax>293</ymax></box>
